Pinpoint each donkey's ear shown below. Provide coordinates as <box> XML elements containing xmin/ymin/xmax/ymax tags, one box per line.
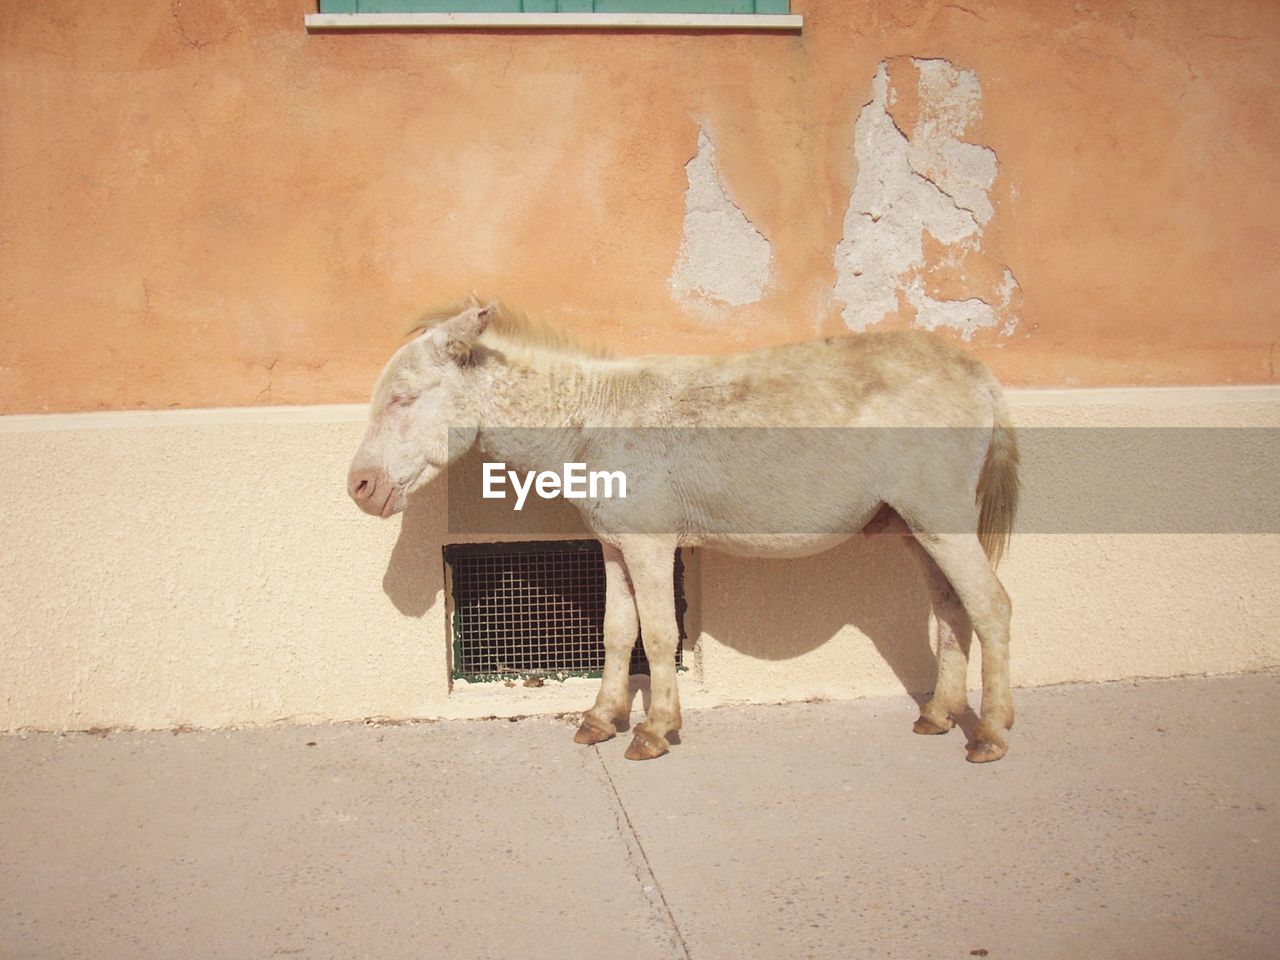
<box><xmin>441</xmin><ymin>304</ymin><xmax>494</xmax><ymax>364</ymax></box>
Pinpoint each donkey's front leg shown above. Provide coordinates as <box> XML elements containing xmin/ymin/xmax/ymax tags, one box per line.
<box><xmin>574</xmin><ymin>542</ymin><xmax>639</xmax><ymax>746</ymax></box>
<box><xmin>618</xmin><ymin>536</ymin><xmax>681</xmax><ymax>761</ymax></box>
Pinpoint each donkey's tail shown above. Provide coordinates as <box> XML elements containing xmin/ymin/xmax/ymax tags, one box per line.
<box><xmin>976</xmin><ymin>395</ymin><xmax>1020</xmax><ymax>567</ymax></box>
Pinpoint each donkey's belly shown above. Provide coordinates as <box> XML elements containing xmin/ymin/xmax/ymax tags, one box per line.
<box><xmin>684</xmin><ymin>532</ymin><xmax>857</xmax><ymax>558</ymax></box>
<box><xmin>676</xmin><ymin>495</ymin><xmax>884</xmax><ymax>558</ymax></box>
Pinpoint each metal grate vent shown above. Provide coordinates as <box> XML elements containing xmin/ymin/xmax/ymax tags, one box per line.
<box><xmin>444</xmin><ymin>540</ymin><xmax>685</xmax><ymax>682</ymax></box>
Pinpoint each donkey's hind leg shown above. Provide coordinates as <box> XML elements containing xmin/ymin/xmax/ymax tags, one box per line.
<box><xmin>574</xmin><ymin>542</ymin><xmax>639</xmax><ymax>746</ymax></box>
<box><xmin>903</xmin><ymin>538</ymin><xmax>973</xmax><ymax>736</ymax></box>
<box><xmin>912</xmin><ymin>532</ymin><xmax>1013</xmax><ymax>763</ymax></box>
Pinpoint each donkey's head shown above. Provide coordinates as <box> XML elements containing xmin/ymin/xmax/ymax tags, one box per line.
<box><xmin>347</xmin><ymin>302</ymin><xmax>493</xmax><ymax>518</ymax></box>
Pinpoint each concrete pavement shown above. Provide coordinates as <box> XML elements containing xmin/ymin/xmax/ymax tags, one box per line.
<box><xmin>2</xmin><ymin>673</ymin><xmax>1277</xmax><ymax>960</ymax></box>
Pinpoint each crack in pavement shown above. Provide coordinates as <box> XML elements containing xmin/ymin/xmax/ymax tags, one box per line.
<box><xmin>590</xmin><ymin>746</ymin><xmax>692</xmax><ymax>960</ymax></box>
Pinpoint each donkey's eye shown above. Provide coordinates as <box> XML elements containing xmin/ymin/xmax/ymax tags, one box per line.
<box><xmin>388</xmin><ymin>394</ymin><xmax>416</xmax><ymax>409</ymax></box>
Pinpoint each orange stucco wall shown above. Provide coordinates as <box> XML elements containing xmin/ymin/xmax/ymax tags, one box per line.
<box><xmin>2</xmin><ymin>0</ymin><xmax>1277</xmax><ymax>413</ymax></box>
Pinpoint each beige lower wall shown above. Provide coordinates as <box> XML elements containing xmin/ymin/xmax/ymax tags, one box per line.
<box><xmin>2</xmin><ymin>388</ymin><xmax>1278</xmax><ymax>732</ymax></box>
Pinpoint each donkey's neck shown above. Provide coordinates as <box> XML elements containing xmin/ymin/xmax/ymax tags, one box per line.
<box><xmin>472</xmin><ymin>346</ymin><xmax>625</xmax><ymax>472</ymax></box>
<box><xmin>479</xmin><ymin>348</ymin><xmax>593</xmax><ymax>427</ymax></box>
<box><xmin>484</xmin><ymin>335</ymin><xmax>677</xmax><ymax>416</ymax></box>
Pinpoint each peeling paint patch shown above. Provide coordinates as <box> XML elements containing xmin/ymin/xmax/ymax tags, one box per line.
<box><xmin>669</xmin><ymin>121</ymin><xmax>773</xmax><ymax>309</ymax></box>
<box><xmin>833</xmin><ymin>59</ymin><xmax>1020</xmax><ymax>340</ymax></box>
<box><xmin>906</xmin><ymin>59</ymin><xmax>997</xmax><ymax>225</ymax></box>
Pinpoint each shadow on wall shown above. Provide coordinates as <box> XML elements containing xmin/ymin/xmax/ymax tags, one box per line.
<box><xmin>379</xmin><ymin>446</ymin><xmax>937</xmax><ymax>696</ymax></box>
<box><xmin>380</xmin><ymin>446</ymin><xmax>592</xmax><ymax>618</ymax></box>
<box><xmin>699</xmin><ymin>535</ymin><xmax>937</xmax><ymax>695</ymax></box>
<box><xmin>381</xmin><ymin>490</ymin><xmax>444</xmax><ymax>619</ymax></box>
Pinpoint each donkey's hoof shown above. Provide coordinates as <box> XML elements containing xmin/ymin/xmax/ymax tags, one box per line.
<box><xmin>965</xmin><ymin>738</ymin><xmax>1007</xmax><ymax>763</ymax></box>
<box><xmin>573</xmin><ymin>717</ymin><xmax>616</xmax><ymax>745</ymax></box>
<box><xmin>913</xmin><ymin>714</ymin><xmax>953</xmax><ymax>736</ymax></box>
<box><xmin>624</xmin><ymin>729</ymin><xmax>669</xmax><ymax>761</ymax></box>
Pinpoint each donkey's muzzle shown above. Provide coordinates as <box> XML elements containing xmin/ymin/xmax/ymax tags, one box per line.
<box><xmin>348</xmin><ymin>466</ymin><xmax>394</xmax><ymax>516</ymax></box>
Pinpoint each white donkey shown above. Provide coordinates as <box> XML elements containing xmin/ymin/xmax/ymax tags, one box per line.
<box><xmin>348</xmin><ymin>299</ymin><xmax>1019</xmax><ymax>763</ymax></box>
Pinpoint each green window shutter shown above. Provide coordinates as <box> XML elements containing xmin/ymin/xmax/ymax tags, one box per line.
<box><xmin>344</xmin><ymin>1</ymin><xmax>525</xmax><ymax>11</ymax></box>
<box><xmin>589</xmin><ymin>1</ymin><xmax>759</xmax><ymax>11</ymax></box>
<box><xmin>316</xmin><ymin>0</ymin><xmax>790</xmax><ymax>14</ymax></box>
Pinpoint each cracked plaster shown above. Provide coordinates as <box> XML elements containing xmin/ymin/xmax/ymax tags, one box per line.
<box><xmin>668</xmin><ymin>121</ymin><xmax>774</xmax><ymax>310</ymax></box>
<box><xmin>833</xmin><ymin>58</ymin><xmax>1021</xmax><ymax>341</ymax></box>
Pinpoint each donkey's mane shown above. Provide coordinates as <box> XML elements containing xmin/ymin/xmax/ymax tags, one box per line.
<box><xmin>406</xmin><ymin>296</ymin><xmax>614</xmax><ymax>360</ymax></box>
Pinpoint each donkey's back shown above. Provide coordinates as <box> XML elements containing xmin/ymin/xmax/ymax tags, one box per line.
<box><xmin>659</xmin><ymin>329</ymin><xmax>1005</xmax><ymax>432</ymax></box>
